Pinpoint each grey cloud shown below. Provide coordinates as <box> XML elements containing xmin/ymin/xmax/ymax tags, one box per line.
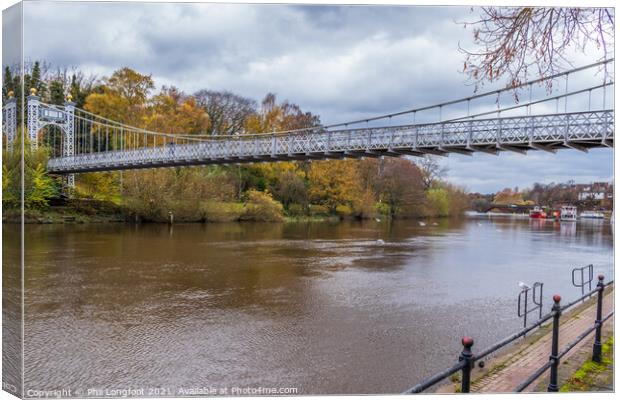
<box><xmin>18</xmin><ymin>1</ymin><xmax>613</xmax><ymax>192</ymax></box>
<box><xmin>2</xmin><ymin>2</ymin><xmax>22</xmax><ymax>69</ymax></box>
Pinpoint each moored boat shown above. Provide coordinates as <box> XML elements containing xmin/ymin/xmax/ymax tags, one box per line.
<box><xmin>560</xmin><ymin>206</ymin><xmax>577</xmax><ymax>221</ymax></box>
<box><xmin>580</xmin><ymin>210</ymin><xmax>605</xmax><ymax>219</ymax></box>
<box><xmin>529</xmin><ymin>206</ymin><xmax>547</xmax><ymax>219</ymax></box>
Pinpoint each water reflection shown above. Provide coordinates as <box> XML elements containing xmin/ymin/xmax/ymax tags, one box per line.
<box><xmin>2</xmin><ymin>224</ymin><xmax>23</xmax><ymax>396</ymax></box>
<box><xmin>13</xmin><ymin>218</ymin><xmax>613</xmax><ymax>394</ymax></box>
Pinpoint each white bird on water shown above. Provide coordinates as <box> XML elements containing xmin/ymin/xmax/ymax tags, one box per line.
<box><xmin>518</xmin><ymin>281</ymin><xmax>531</xmax><ymax>290</ymax></box>
<box><xmin>376</xmin><ymin>239</ymin><xmax>385</xmax><ymax>245</ymax></box>
<box><xmin>375</xmin><ymin>217</ymin><xmax>381</xmax><ymax>222</ymax></box>
<box><xmin>418</xmin><ymin>221</ymin><xmax>426</xmax><ymax>227</ymax></box>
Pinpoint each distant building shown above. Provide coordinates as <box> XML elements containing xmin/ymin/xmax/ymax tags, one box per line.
<box><xmin>576</xmin><ymin>182</ymin><xmax>613</xmax><ymax>202</ymax></box>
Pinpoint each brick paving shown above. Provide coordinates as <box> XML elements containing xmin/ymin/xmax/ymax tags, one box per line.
<box><xmin>472</xmin><ymin>290</ymin><xmax>614</xmax><ymax>393</ymax></box>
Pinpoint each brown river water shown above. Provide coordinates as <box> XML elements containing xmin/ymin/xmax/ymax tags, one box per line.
<box><xmin>3</xmin><ymin>217</ymin><xmax>613</xmax><ymax>395</ymax></box>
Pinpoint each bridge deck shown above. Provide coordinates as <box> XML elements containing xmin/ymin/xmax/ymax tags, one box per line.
<box><xmin>47</xmin><ymin>110</ymin><xmax>613</xmax><ymax>174</ymax></box>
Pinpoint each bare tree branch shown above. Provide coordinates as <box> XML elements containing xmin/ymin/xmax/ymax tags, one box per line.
<box><xmin>459</xmin><ymin>7</ymin><xmax>614</xmax><ymax>94</ymax></box>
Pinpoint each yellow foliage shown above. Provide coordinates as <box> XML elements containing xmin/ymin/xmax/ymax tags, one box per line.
<box><xmin>308</xmin><ymin>160</ymin><xmax>363</xmax><ymax>211</ymax></box>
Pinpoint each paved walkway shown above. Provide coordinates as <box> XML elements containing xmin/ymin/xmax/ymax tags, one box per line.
<box><xmin>471</xmin><ymin>289</ymin><xmax>614</xmax><ymax>393</ymax></box>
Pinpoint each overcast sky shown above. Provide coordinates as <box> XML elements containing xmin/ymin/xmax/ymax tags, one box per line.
<box><xmin>5</xmin><ymin>1</ymin><xmax>615</xmax><ymax>193</ymax></box>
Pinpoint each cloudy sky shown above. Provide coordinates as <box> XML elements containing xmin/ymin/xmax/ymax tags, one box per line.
<box><xmin>5</xmin><ymin>1</ymin><xmax>615</xmax><ymax>193</ymax></box>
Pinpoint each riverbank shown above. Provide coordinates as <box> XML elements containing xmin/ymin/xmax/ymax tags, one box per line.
<box><xmin>436</xmin><ymin>286</ymin><xmax>614</xmax><ymax>393</ymax></box>
<box><xmin>3</xmin><ymin>199</ymin><xmax>457</xmax><ymax>224</ymax></box>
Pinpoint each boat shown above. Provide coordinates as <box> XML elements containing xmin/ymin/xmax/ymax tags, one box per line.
<box><xmin>529</xmin><ymin>206</ymin><xmax>547</xmax><ymax>219</ymax></box>
<box><xmin>580</xmin><ymin>211</ymin><xmax>605</xmax><ymax>219</ymax></box>
<box><xmin>560</xmin><ymin>206</ymin><xmax>577</xmax><ymax>221</ymax></box>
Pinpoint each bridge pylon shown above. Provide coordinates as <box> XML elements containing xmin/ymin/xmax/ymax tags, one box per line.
<box><xmin>26</xmin><ymin>89</ymin><xmax>76</xmax><ymax>189</ymax></box>
<box><xmin>2</xmin><ymin>91</ymin><xmax>17</xmax><ymax>151</ymax></box>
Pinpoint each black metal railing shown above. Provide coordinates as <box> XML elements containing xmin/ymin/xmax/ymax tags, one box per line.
<box><xmin>404</xmin><ymin>275</ymin><xmax>614</xmax><ymax>394</ymax></box>
<box><xmin>572</xmin><ymin>264</ymin><xmax>594</xmax><ymax>298</ymax></box>
<box><xmin>518</xmin><ymin>281</ymin><xmax>543</xmax><ymax>328</ymax></box>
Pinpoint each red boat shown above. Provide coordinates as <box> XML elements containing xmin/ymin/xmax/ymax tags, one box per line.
<box><xmin>529</xmin><ymin>206</ymin><xmax>547</xmax><ymax>219</ymax></box>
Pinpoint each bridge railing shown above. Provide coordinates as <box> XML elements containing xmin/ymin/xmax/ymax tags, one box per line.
<box><xmin>46</xmin><ymin>110</ymin><xmax>614</xmax><ymax>172</ymax></box>
<box><xmin>404</xmin><ymin>275</ymin><xmax>614</xmax><ymax>394</ymax></box>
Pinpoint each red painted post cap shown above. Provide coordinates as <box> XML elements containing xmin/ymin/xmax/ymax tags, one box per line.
<box><xmin>553</xmin><ymin>294</ymin><xmax>561</xmax><ymax>303</ymax></box>
<box><xmin>462</xmin><ymin>336</ymin><xmax>474</xmax><ymax>347</ymax></box>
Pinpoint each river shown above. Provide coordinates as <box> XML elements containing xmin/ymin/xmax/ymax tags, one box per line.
<box><xmin>3</xmin><ymin>217</ymin><xmax>613</xmax><ymax>395</ymax></box>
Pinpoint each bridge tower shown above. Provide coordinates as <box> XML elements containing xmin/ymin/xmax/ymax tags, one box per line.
<box><xmin>62</xmin><ymin>96</ymin><xmax>76</xmax><ymax>188</ymax></box>
<box><xmin>27</xmin><ymin>88</ymin><xmax>76</xmax><ymax>188</ymax></box>
<box><xmin>2</xmin><ymin>91</ymin><xmax>17</xmax><ymax>151</ymax></box>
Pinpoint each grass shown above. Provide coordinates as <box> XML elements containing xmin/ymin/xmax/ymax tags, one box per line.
<box><xmin>559</xmin><ymin>336</ymin><xmax>614</xmax><ymax>392</ymax></box>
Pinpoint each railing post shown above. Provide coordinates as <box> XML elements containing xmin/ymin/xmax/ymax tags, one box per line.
<box><xmin>547</xmin><ymin>294</ymin><xmax>562</xmax><ymax>392</ymax></box>
<box><xmin>592</xmin><ymin>274</ymin><xmax>605</xmax><ymax>362</ymax></box>
<box><xmin>459</xmin><ymin>336</ymin><xmax>474</xmax><ymax>393</ymax></box>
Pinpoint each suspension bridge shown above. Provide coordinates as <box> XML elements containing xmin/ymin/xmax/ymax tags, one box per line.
<box><xmin>2</xmin><ymin>60</ymin><xmax>615</xmax><ymax>187</ymax></box>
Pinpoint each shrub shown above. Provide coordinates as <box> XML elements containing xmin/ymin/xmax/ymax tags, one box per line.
<box><xmin>308</xmin><ymin>204</ymin><xmax>329</xmax><ymax>216</ymax></box>
<box><xmin>287</xmin><ymin>203</ymin><xmax>306</xmax><ymax>216</ymax></box>
<box><xmin>375</xmin><ymin>201</ymin><xmax>391</xmax><ymax>216</ymax></box>
<box><xmin>335</xmin><ymin>204</ymin><xmax>353</xmax><ymax>217</ymax></box>
<box><xmin>202</xmin><ymin>201</ymin><xmax>244</xmax><ymax>222</ymax></box>
<box><xmin>426</xmin><ymin>188</ymin><xmax>450</xmax><ymax>217</ymax></box>
<box><xmin>242</xmin><ymin>190</ymin><xmax>284</xmax><ymax>222</ymax></box>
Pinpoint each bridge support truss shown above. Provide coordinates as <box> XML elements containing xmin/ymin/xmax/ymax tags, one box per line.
<box><xmin>27</xmin><ymin>90</ymin><xmax>76</xmax><ymax>188</ymax></box>
<box><xmin>2</xmin><ymin>94</ymin><xmax>17</xmax><ymax>151</ymax></box>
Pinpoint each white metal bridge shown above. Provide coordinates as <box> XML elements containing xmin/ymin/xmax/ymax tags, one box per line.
<box><xmin>2</xmin><ymin>60</ymin><xmax>615</xmax><ymax>185</ymax></box>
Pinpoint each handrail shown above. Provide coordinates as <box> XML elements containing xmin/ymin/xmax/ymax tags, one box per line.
<box><xmin>474</xmin><ymin>312</ymin><xmax>554</xmax><ymax>362</ymax></box>
<box><xmin>561</xmin><ymin>279</ymin><xmax>613</xmax><ymax>312</ymax></box>
<box><xmin>404</xmin><ymin>275</ymin><xmax>614</xmax><ymax>394</ymax></box>
<box><xmin>61</xmin><ymin>108</ymin><xmax>616</xmax><ymax>145</ymax></box>
<box><xmin>515</xmin><ymin>310</ymin><xmax>614</xmax><ymax>392</ymax></box>
<box><xmin>403</xmin><ymin>360</ymin><xmax>467</xmax><ymax>394</ymax></box>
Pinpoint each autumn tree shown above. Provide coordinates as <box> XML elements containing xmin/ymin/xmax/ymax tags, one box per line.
<box><xmin>461</xmin><ymin>7</ymin><xmax>614</xmax><ymax>90</ymax></box>
<box><xmin>273</xmin><ymin>170</ymin><xmax>308</xmax><ymax>209</ymax></box>
<box><xmin>308</xmin><ymin>160</ymin><xmax>363</xmax><ymax>212</ymax></box>
<box><xmin>245</xmin><ymin>93</ymin><xmax>320</xmax><ymax>133</ymax></box>
<box><xmin>233</xmin><ymin>93</ymin><xmax>320</xmax><ymax>202</ymax></box>
<box><xmin>417</xmin><ymin>155</ymin><xmax>448</xmax><ymax>190</ymax></box>
<box><xmin>376</xmin><ymin>158</ymin><xmax>426</xmax><ymax>216</ymax></box>
<box><xmin>194</xmin><ymin>90</ymin><xmax>256</xmax><ymax>135</ymax></box>
<box><xmin>494</xmin><ymin>187</ymin><xmax>525</xmax><ymax>205</ymax></box>
<box><xmin>84</xmin><ymin>67</ymin><xmax>154</xmax><ymax>125</ymax></box>
<box><xmin>144</xmin><ymin>86</ymin><xmax>210</xmax><ymax>135</ymax></box>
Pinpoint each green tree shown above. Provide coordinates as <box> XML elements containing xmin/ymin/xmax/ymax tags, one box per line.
<box><xmin>27</xmin><ymin>164</ymin><xmax>58</xmax><ymax>209</ymax></box>
<box><xmin>426</xmin><ymin>188</ymin><xmax>450</xmax><ymax>217</ymax></box>
<box><xmin>2</xmin><ymin>133</ymin><xmax>59</xmax><ymax>211</ymax></box>
<box><xmin>28</xmin><ymin>61</ymin><xmax>47</xmax><ymax>97</ymax></box>
<box><xmin>48</xmin><ymin>79</ymin><xmax>65</xmax><ymax>105</ymax></box>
